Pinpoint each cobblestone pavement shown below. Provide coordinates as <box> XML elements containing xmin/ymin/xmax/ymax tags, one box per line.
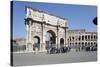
<box><xmin>12</xmin><ymin>49</ymin><xmax>97</xmax><ymax>66</ymax></box>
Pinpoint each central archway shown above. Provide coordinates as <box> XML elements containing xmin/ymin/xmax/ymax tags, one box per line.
<box><xmin>45</xmin><ymin>30</ymin><xmax>56</xmax><ymax>49</ymax></box>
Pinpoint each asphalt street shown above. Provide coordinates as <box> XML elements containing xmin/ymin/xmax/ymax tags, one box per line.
<box><xmin>12</xmin><ymin>49</ymin><xmax>97</xmax><ymax>66</ymax></box>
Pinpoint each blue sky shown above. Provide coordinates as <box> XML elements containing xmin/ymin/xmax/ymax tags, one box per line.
<box><xmin>12</xmin><ymin>1</ymin><xmax>97</xmax><ymax>38</ymax></box>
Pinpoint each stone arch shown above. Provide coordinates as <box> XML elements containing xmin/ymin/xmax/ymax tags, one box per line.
<box><xmin>60</xmin><ymin>38</ymin><xmax>64</xmax><ymax>48</ymax></box>
<box><xmin>75</xmin><ymin>42</ymin><xmax>77</xmax><ymax>47</ymax></box>
<box><xmin>94</xmin><ymin>42</ymin><xmax>97</xmax><ymax>47</ymax></box>
<box><xmin>91</xmin><ymin>35</ymin><xmax>93</xmax><ymax>41</ymax></box>
<box><xmin>88</xmin><ymin>42</ymin><xmax>90</xmax><ymax>46</ymax></box>
<box><xmin>94</xmin><ymin>35</ymin><xmax>95</xmax><ymax>40</ymax></box>
<box><xmin>85</xmin><ymin>42</ymin><xmax>87</xmax><ymax>46</ymax></box>
<box><xmin>33</xmin><ymin>36</ymin><xmax>40</xmax><ymax>50</ymax></box>
<box><xmin>45</xmin><ymin>30</ymin><xmax>56</xmax><ymax>48</ymax></box>
<box><xmin>88</xmin><ymin>35</ymin><xmax>90</xmax><ymax>40</ymax></box>
<box><xmin>85</xmin><ymin>35</ymin><xmax>87</xmax><ymax>40</ymax></box>
<box><xmin>91</xmin><ymin>42</ymin><xmax>93</xmax><ymax>46</ymax></box>
<box><xmin>82</xmin><ymin>36</ymin><xmax>84</xmax><ymax>40</ymax></box>
<box><xmin>79</xmin><ymin>36</ymin><xmax>81</xmax><ymax>41</ymax></box>
<box><xmin>82</xmin><ymin>42</ymin><xmax>84</xmax><ymax>47</ymax></box>
<box><xmin>72</xmin><ymin>36</ymin><xmax>74</xmax><ymax>41</ymax></box>
<box><xmin>81</xmin><ymin>42</ymin><xmax>84</xmax><ymax>49</ymax></box>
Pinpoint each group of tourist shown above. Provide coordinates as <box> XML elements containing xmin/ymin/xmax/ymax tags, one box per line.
<box><xmin>46</xmin><ymin>45</ymin><xmax>97</xmax><ymax>54</ymax></box>
<box><xmin>82</xmin><ymin>45</ymin><xmax>97</xmax><ymax>51</ymax></box>
<box><xmin>47</xmin><ymin>46</ymin><xmax>71</xmax><ymax>54</ymax></box>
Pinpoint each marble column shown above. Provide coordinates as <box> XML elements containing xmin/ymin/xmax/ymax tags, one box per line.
<box><xmin>25</xmin><ymin>20</ymin><xmax>29</xmax><ymax>51</ymax></box>
<box><xmin>41</xmin><ymin>23</ymin><xmax>46</xmax><ymax>52</ymax></box>
<box><xmin>65</xmin><ymin>27</ymin><xmax>66</xmax><ymax>46</ymax></box>
<box><xmin>56</xmin><ymin>25</ymin><xmax>59</xmax><ymax>49</ymax></box>
<box><xmin>57</xmin><ymin>27</ymin><xmax>60</xmax><ymax>49</ymax></box>
<box><xmin>26</xmin><ymin>19</ymin><xmax>33</xmax><ymax>52</ymax></box>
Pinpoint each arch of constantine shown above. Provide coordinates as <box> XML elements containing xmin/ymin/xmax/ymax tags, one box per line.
<box><xmin>25</xmin><ymin>7</ymin><xmax>68</xmax><ymax>52</ymax></box>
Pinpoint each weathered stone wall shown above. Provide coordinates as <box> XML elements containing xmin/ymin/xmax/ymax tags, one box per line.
<box><xmin>67</xmin><ymin>29</ymin><xmax>97</xmax><ymax>47</ymax></box>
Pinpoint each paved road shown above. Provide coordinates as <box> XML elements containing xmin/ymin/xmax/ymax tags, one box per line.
<box><xmin>12</xmin><ymin>50</ymin><xmax>97</xmax><ymax>66</ymax></box>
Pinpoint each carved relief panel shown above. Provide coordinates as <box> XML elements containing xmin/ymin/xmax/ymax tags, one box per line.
<box><xmin>31</xmin><ymin>23</ymin><xmax>42</xmax><ymax>34</ymax></box>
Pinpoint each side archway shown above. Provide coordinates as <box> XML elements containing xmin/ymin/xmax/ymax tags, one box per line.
<box><xmin>33</xmin><ymin>36</ymin><xmax>40</xmax><ymax>50</ymax></box>
<box><xmin>60</xmin><ymin>38</ymin><xmax>64</xmax><ymax>48</ymax></box>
